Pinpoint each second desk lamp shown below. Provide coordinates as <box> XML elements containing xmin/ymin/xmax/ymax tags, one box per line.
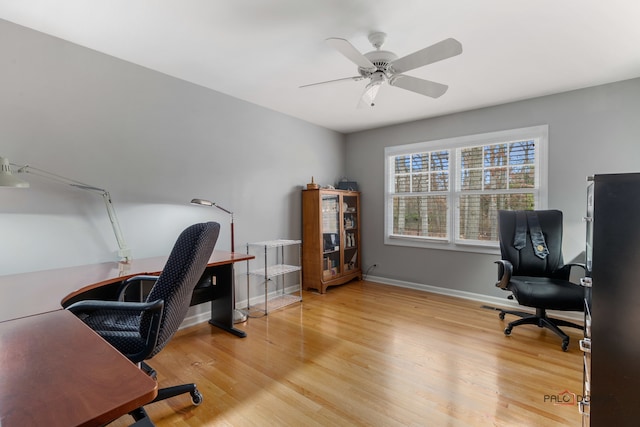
<box><xmin>190</xmin><ymin>198</ymin><xmax>247</xmax><ymax>323</ymax></box>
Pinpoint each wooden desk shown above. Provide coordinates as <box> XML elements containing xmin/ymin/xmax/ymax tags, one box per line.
<box><xmin>0</xmin><ymin>251</ymin><xmax>254</xmax><ymax>337</ymax></box>
<box><xmin>0</xmin><ymin>310</ymin><xmax>158</xmax><ymax>426</ymax></box>
<box><xmin>0</xmin><ymin>251</ymin><xmax>254</xmax><ymax>426</ymax></box>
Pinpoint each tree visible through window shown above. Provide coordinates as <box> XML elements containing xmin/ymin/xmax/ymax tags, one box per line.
<box><xmin>392</xmin><ymin>150</ymin><xmax>449</xmax><ymax>239</ymax></box>
<box><xmin>458</xmin><ymin>140</ymin><xmax>536</xmax><ymax>241</ymax></box>
<box><xmin>385</xmin><ymin>126</ymin><xmax>547</xmax><ymax>251</ymax></box>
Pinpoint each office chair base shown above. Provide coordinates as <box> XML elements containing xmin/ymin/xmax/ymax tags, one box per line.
<box><xmin>500</xmin><ymin>308</ymin><xmax>583</xmax><ymax>351</ymax></box>
<box><xmin>152</xmin><ymin>383</ymin><xmax>203</xmax><ymax>406</ymax></box>
<box><xmin>126</xmin><ymin>381</ymin><xmax>202</xmax><ymax>426</ymax></box>
<box><xmin>129</xmin><ymin>406</ymin><xmax>155</xmax><ymax>425</ymax></box>
<box><xmin>141</xmin><ymin>361</ymin><xmax>204</xmax><ymax>405</ymax></box>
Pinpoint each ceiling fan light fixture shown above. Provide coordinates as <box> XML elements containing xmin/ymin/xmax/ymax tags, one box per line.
<box><xmin>360</xmin><ymin>75</ymin><xmax>384</xmax><ymax>107</ymax></box>
<box><xmin>363</xmin><ymin>84</ymin><xmax>380</xmax><ymax>105</ymax></box>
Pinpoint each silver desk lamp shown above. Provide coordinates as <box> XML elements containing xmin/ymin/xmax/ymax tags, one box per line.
<box><xmin>0</xmin><ymin>156</ymin><xmax>131</xmax><ymax>262</ymax></box>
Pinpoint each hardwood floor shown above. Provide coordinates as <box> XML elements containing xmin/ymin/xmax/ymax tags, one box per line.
<box><xmin>110</xmin><ymin>281</ymin><xmax>584</xmax><ymax>426</ymax></box>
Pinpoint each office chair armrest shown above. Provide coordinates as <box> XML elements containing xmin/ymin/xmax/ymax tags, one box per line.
<box><xmin>67</xmin><ymin>299</ymin><xmax>165</xmax><ymax>363</ymax></box>
<box><xmin>117</xmin><ymin>275</ymin><xmax>160</xmax><ymax>301</ymax></box>
<box><xmin>495</xmin><ymin>260</ymin><xmax>513</xmax><ymax>290</ymax></box>
<box><xmin>565</xmin><ymin>262</ymin><xmax>586</xmax><ymax>271</ymax></box>
<box><xmin>66</xmin><ymin>299</ymin><xmax>163</xmax><ymax>315</ymax></box>
<box><xmin>555</xmin><ymin>262</ymin><xmax>587</xmax><ymax>278</ymax></box>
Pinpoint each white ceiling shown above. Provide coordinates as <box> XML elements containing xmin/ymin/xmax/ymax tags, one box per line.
<box><xmin>1</xmin><ymin>0</ymin><xmax>639</xmax><ymax>133</ymax></box>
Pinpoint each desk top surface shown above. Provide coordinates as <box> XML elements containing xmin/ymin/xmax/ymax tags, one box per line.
<box><xmin>0</xmin><ymin>309</ymin><xmax>158</xmax><ymax>427</ymax></box>
<box><xmin>0</xmin><ymin>250</ymin><xmax>253</xmax><ymax>323</ymax></box>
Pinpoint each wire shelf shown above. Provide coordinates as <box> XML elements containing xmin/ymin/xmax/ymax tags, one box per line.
<box><xmin>245</xmin><ymin>239</ymin><xmax>302</xmax><ymax>315</ymax></box>
<box><xmin>248</xmin><ymin>293</ymin><xmax>302</xmax><ymax>316</ymax></box>
<box><xmin>248</xmin><ymin>264</ymin><xmax>301</xmax><ymax>278</ymax></box>
<box><xmin>247</xmin><ymin>239</ymin><xmax>302</xmax><ymax>248</ymax></box>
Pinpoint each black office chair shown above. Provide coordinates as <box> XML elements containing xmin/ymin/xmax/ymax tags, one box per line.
<box><xmin>68</xmin><ymin>221</ymin><xmax>220</xmax><ymax>423</ymax></box>
<box><xmin>495</xmin><ymin>210</ymin><xmax>584</xmax><ymax>351</ymax></box>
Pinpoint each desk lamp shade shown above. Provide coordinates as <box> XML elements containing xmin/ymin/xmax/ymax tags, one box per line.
<box><xmin>190</xmin><ymin>198</ymin><xmax>214</xmax><ymax>207</ymax></box>
<box><xmin>0</xmin><ymin>157</ymin><xmax>29</xmax><ymax>188</ymax></box>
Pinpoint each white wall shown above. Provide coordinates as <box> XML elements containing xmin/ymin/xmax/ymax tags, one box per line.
<box><xmin>0</xmin><ymin>19</ymin><xmax>345</xmax><ymax>288</ymax></box>
<box><xmin>346</xmin><ymin>77</ymin><xmax>640</xmax><ymax>298</ymax></box>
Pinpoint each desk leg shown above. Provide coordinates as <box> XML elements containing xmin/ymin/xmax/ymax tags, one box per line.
<box><xmin>208</xmin><ymin>264</ymin><xmax>247</xmax><ymax>338</ymax></box>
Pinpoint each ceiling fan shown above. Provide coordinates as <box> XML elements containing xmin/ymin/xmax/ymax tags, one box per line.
<box><xmin>301</xmin><ymin>32</ymin><xmax>462</xmax><ymax>108</ymax></box>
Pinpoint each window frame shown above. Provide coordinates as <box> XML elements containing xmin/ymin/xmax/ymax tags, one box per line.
<box><xmin>384</xmin><ymin>125</ymin><xmax>548</xmax><ymax>254</ymax></box>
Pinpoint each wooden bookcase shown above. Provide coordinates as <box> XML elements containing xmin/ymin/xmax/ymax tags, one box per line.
<box><xmin>302</xmin><ymin>188</ymin><xmax>362</xmax><ymax>293</ymax></box>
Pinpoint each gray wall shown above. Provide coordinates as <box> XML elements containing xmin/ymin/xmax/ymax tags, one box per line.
<box><xmin>346</xmin><ymin>78</ymin><xmax>640</xmax><ymax>298</ymax></box>
<box><xmin>3</xmin><ymin>18</ymin><xmax>640</xmax><ymax>306</ymax></box>
<box><xmin>0</xmin><ymin>19</ymin><xmax>345</xmax><ymax>283</ymax></box>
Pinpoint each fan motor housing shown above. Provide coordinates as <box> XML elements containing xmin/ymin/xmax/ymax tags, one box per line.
<box><xmin>358</xmin><ymin>50</ymin><xmax>398</xmax><ymax>77</ymax></box>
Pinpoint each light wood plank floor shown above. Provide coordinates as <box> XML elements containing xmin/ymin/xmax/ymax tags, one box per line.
<box><xmin>110</xmin><ymin>281</ymin><xmax>584</xmax><ymax>426</ymax></box>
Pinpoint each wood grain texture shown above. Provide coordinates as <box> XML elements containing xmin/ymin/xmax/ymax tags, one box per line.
<box><xmin>0</xmin><ymin>310</ymin><xmax>157</xmax><ymax>426</ymax></box>
<box><xmin>110</xmin><ymin>281</ymin><xmax>583</xmax><ymax>426</ymax></box>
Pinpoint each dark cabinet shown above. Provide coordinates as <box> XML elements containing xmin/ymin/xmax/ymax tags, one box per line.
<box><xmin>585</xmin><ymin>173</ymin><xmax>640</xmax><ymax>426</ymax></box>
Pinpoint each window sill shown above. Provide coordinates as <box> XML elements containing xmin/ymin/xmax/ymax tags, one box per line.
<box><xmin>384</xmin><ymin>235</ymin><xmax>501</xmax><ymax>255</ymax></box>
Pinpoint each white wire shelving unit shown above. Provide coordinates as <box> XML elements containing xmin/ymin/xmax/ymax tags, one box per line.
<box><xmin>245</xmin><ymin>239</ymin><xmax>302</xmax><ymax>316</ymax></box>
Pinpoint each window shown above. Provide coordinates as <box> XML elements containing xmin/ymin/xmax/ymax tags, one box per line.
<box><xmin>384</xmin><ymin>125</ymin><xmax>548</xmax><ymax>253</ymax></box>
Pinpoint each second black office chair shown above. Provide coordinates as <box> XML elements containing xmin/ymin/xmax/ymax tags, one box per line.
<box><xmin>68</xmin><ymin>221</ymin><xmax>220</xmax><ymax>423</ymax></box>
<box><xmin>495</xmin><ymin>210</ymin><xmax>584</xmax><ymax>351</ymax></box>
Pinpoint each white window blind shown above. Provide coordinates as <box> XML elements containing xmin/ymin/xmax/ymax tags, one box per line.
<box><xmin>385</xmin><ymin>125</ymin><xmax>548</xmax><ymax>253</ymax></box>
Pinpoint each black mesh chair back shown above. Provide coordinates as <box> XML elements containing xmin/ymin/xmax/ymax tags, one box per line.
<box><xmin>142</xmin><ymin>221</ymin><xmax>220</xmax><ymax>357</ymax></box>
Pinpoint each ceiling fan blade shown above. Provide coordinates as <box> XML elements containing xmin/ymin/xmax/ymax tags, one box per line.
<box><xmin>299</xmin><ymin>76</ymin><xmax>364</xmax><ymax>88</ymax></box>
<box><xmin>326</xmin><ymin>38</ymin><xmax>376</xmax><ymax>71</ymax></box>
<box><xmin>390</xmin><ymin>38</ymin><xmax>462</xmax><ymax>74</ymax></box>
<box><xmin>390</xmin><ymin>75</ymin><xmax>448</xmax><ymax>98</ymax></box>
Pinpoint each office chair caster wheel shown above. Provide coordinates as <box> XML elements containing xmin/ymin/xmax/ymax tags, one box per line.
<box><xmin>499</xmin><ymin>312</ymin><xmax>505</xmax><ymax>320</ymax></box>
<box><xmin>562</xmin><ymin>340</ymin><xmax>569</xmax><ymax>352</ymax></box>
<box><xmin>504</xmin><ymin>327</ymin><xmax>512</xmax><ymax>336</ymax></box>
<box><xmin>191</xmin><ymin>389</ymin><xmax>203</xmax><ymax>406</ymax></box>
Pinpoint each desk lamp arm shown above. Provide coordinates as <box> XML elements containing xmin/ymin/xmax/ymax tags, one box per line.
<box><xmin>13</xmin><ymin>163</ymin><xmax>132</xmax><ymax>262</ymax></box>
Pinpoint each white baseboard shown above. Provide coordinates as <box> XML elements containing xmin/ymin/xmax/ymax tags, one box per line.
<box><xmin>365</xmin><ymin>274</ymin><xmax>584</xmax><ymax>322</ymax></box>
<box><xmin>181</xmin><ymin>309</ymin><xmax>214</xmax><ymax>330</ymax></box>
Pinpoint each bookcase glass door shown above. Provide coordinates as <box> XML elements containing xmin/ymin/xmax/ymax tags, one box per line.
<box><xmin>343</xmin><ymin>194</ymin><xmax>359</xmax><ymax>273</ymax></box>
<box><xmin>321</xmin><ymin>194</ymin><xmax>341</xmax><ymax>281</ymax></box>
